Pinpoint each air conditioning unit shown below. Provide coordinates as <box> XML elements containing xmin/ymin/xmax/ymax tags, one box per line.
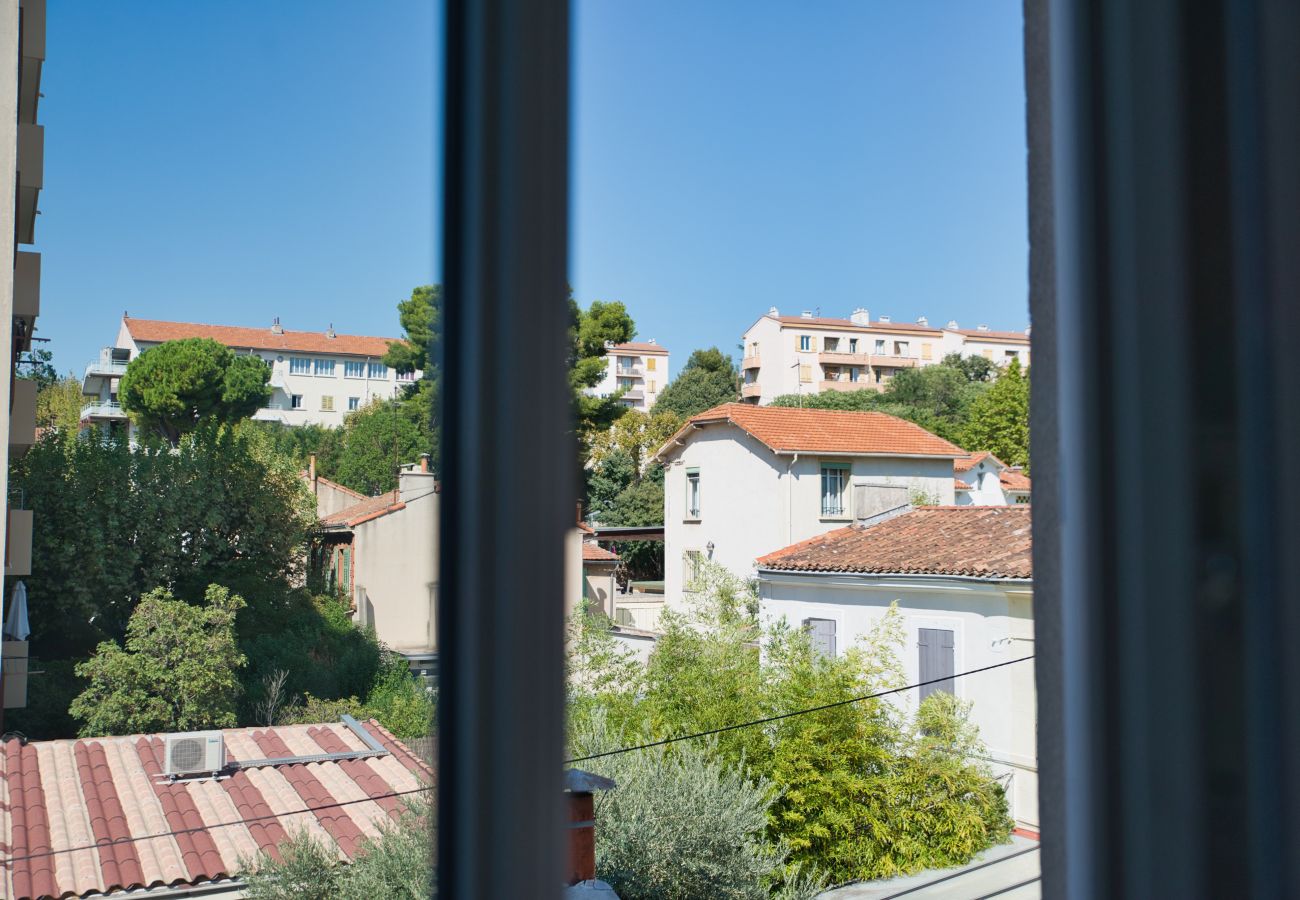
<box><xmin>164</xmin><ymin>731</ymin><xmax>226</xmax><ymax>778</ymax></box>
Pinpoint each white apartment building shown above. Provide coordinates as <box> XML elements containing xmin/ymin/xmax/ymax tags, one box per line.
<box><xmin>82</xmin><ymin>316</ymin><xmax>420</xmax><ymax>431</ymax></box>
<box><xmin>955</xmin><ymin>451</ymin><xmax>1032</xmax><ymax>506</ymax></box>
<box><xmin>653</xmin><ymin>403</ymin><xmax>965</xmax><ymax>614</ymax></box>
<box><xmin>589</xmin><ymin>340</ymin><xmax>669</xmax><ymax>411</ymax></box>
<box><xmin>739</xmin><ymin>308</ymin><xmax>1030</xmax><ymax>405</ymax></box>
<box><xmin>756</xmin><ymin>506</ymin><xmax>1037</xmax><ymax>830</ymax></box>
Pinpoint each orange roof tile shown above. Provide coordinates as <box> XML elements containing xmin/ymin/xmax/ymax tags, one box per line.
<box><xmin>124</xmin><ymin>318</ymin><xmax>401</xmax><ymax>358</ymax></box>
<box><xmin>955</xmin><ymin>479</ymin><xmax>973</xmax><ymax>491</ymax></box>
<box><xmin>775</xmin><ymin>315</ymin><xmax>941</xmax><ymax>335</ymax></box>
<box><xmin>319</xmin><ymin>491</ymin><xmax>404</xmax><ymax>527</ymax></box>
<box><xmin>0</xmin><ymin>721</ymin><xmax>431</xmax><ymax>900</ymax></box>
<box><xmin>657</xmin><ymin>403</ymin><xmax>965</xmax><ymax>459</ymax></box>
<box><xmin>1000</xmin><ymin>468</ymin><xmax>1032</xmax><ymax>492</ymax></box>
<box><xmin>582</xmin><ymin>542</ymin><xmax>620</xmax><ymax>562</ymax></box>
<box><xmin>756</xmin><ymin>506</ymin><xmax>1032</xmax><ymax>578</ymax></box>
<box><xmin>608</xmin><ymin>341</ymin><xmax>669</xmax><ymax>355</ymax></box>
<box><xmin>954</xmin><ymin>451</ymin><xmax>999</xmax><ymax>473</ymax></box>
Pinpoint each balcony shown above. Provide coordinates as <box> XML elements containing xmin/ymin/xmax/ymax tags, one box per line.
<box><xmin>614</xmin><ymin>368</ymin><xmax>644</xmax><ymax>379</ymax></box>
<box><xmin>818</xmin><ymin>351</ymin><xmax>870</xmax><ymax>367</ymax></box>
<box><xmin>80</xmin><ymin>399</ymin><xmax>128</xmax><ymax>421</ymax></box>
<box><xmin>14</xmin><ymin>252</ymin><xmax>39</xmax><ymax>337</ymax></box>
<box><xmin>868</xmin><ymin>354</ymin><xmax>920</xmax><ymax>369</ymax></box>
<box><xmin>6</xmin><ymin>507</ymin><xmax>32</xmax><ymax>577</ymax></box>
<box><xmin>18</xmin><ymin>0</ymin><xmax>45</xmax><ymax>126</ymax></box>
<box><xmin>741</xmin><ymin>355</ymin><xmax>761</xmax><ymax>370</ymax></box>
<box><xmin>16</xmin><ymin>123</ymin><xmax>43</xmax><ymax>245</ymax></box>
<box><xmin>741</xmin><ymin>382</ymin><xmax>762</xmax><ymax>399</ymax></box>
<box><xmin>819</xmin><ymin>379</ymin><xmax>878</xmax><ymax>393</ymax></box>
<box><xmin>10</xmin><ymin>379</ymin><xmax>35</xmax><ymax>454</ymax></box>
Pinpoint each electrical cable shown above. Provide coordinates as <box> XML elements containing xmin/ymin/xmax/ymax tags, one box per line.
<box><xmin>566</xmin><ymin>654</ymin><xmax>1035</xmax><ymax>763</ymax></box>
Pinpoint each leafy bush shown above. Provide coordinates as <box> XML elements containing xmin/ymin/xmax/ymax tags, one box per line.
<box><xmin>276</xmin><ymin>650</ymin><xmax>434</xmax><ymax>740</ymax></box>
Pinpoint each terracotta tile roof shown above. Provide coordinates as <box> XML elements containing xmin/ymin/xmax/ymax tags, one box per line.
<box><xmin>657</xmin><ymin>403</ymin><xmax>965</xmax><ymax>459</ymax></box>
<box><xmin>948</xmin><ymin>327</ymin><xmax>1031</xmax><ymax>344</ymax></box>
<box><xmin>1000</xmin><ymin>468</ymin><xmax>1032</xmax><ymax>492</ymax></box>
<box><xmin>582</xmin><ymin>542</ymin><xmax>620</xmax><ymax>562</ymax></box>
<box><xmin>955</xmin><ymin>479</ymin><xmax>973</xmax><ymax>491</ymax></box>
<box><xmin>775</xmin><ymin>315</ymin><xmax>942</xmax><ymax>335</ymax></box>
<box><xmin>756</xmin><ymin>506</ymin><xmax>1032</xmax><ymax>579</ymax></box>
<box><xmin>954</xmin><ymin>451</ymin><xmax>999</xmax><ymax>473</ymax></box>
<box><xmin>0</xmin><ymin>720</ymin><xmax>431</xmax><ymax>900</ymax></box>
<box><xmin>124</xmin><ymin>318</ymin><xmax>401</xmax><ymax>358</ymax></box>
<box><xmin>319</xmin><ymin>491</ymin><xmax>405</xmax><ymax>528</ymax></box>
<box><xmin>608</xmin><ymin>341</ymin><xmax>669</xmax><ymax>355</ymax></box>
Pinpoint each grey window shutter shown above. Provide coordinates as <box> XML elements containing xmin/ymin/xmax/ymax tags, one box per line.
<box><xmin>804</xmin><ymin>618</ymin><xmax>837</xmax><ymax>659</ymax></box>
<box><xmin>918</xmin><ymin>628</ymin><xmax>955</xmax><ymax>701</ymax></box>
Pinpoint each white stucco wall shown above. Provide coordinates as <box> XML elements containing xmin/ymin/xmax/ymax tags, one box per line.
<box><xmin>661</xmin><ymin>422</ymin><xmax>957</xmax><ymax>610</ymax></box>
<box><xmin>758</xmin><ymin>572</ymin><xmax>1037</xmax><ymax>829</ymax></box>
<box><xmin>352</xmin><ymin>489</ymin><xmax>438</xmax><ymax>655</ymax></box>
<box><xmin>588</xmin><ymin>347</ymin><xmax>670</xmax><ymax>412</ymax></box>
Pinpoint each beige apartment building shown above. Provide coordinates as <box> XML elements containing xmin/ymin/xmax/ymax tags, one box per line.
<box><xmin>587</xmin><ymin>340</ymin><xmax>670</xmax><ymax>411</ymax></box>
<box><xmin>740</xmin><ymin>307</ymin><xmax>1030</xmax><ymax>405</ymax></box>
<box><xmin>0</xmin><ymin>0</ymin><xmax>43</xmax><ymax>712</ymax></box>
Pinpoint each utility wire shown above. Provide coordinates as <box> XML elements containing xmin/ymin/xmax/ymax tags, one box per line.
<box><xmin>0</xmin><ymin>784</ymin><xmax>433</xmax><ymax>868</ymax></box>
<box><xmin>566</xmin><ymin>655</ymin><xmax>1035</xmax><ymax>764</ymax></box>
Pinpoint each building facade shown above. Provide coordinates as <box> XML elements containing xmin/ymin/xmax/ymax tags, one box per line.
<box><xmin>83</xmin><ymin>316</ymin><xmax>418</xmax><ymax>431</ymax></box>
<box><xmin>954</xmin><ymin>451</ymin><xmax>1032</xmax><ymax>506</ymax></box>
<box><xmin>756</xmin><ymin>506</ymin><xmax>1037</xmax><ymax>830</ymax></box>
<box><xmin>739</xmin><ymin>308</ymin><xmax>1030</xmax><ymax>405</ymax></box>
<box><xmin>588</xmin><ymin>340</ymin><xmax>669</xmax><ymax>411</ymax></box>
<box><xmin>653</xmin><ymin>403</ymin><xmax>965</xmax><ymax>615</ymax></box>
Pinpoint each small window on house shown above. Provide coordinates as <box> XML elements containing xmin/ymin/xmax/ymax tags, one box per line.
<box><xmin>290</xmin><ymin>394</ymin><xmax>303</xmax><ymax>409</ymax></box>
<box><xmin>820</xmin><ymin>463</ymin><xmax>850</xmax><ymax>517</ymax></box>
<box><xmin>823</xmin><ymin>336</ymin><xmax>840</xmax><ymax>352</ymax></box>
<box><xmin>918</xmin><ymin>627</ymin><xmax>956</xmax><ymax>701</ymax></box>
<box><xmin>684</xmin><ymin>549</ymin><xmax>703</xmax><ymax>589</ymax></box>
<box><xmin>396</xmin><ymin>369</ymin><xmax>416</xmax><ymax>381</ymax></box>
<box><xmin>648</xmin><ymin>380</ymin><xmax>656</xmax><ymax>392</ymax></box>
<box><xmin>321</xmin><ymin>395</ymin><xmax>335</xmax><ymax>411</ymax></box>
<box><xmin>848</xmin><ymin>337</ymin><xmax>858</xmax><ymax>353</ymax></box>
<box><xmin>646</xmin><ymin>357</ymin><xmax>656</xmax><ymax>371</ymax></box>
<box><xmin>344</xmin><ymin>360</ymin><xmax>365</xmax><ymax>378</ymax></box>
<box><xmin>348</xmin><ymin>396</ymin><xmax>360</xmax><ymax>411</ymax></box>
<box><xmin>1015</xmin><ymin>494</ymin><xmax>1030</xmax><ymax>504</ymax></box>
<box><xmin>799</xmin><ymin>335</ymin><xmax>811</xmax><ymax>351</ymax></box>
<box><xmin>314</xmin><ymin>359</ymin><xmax>335</xmax><ymax>376</ymax></box>
<box><xmin>686</xmin><ymin>468</ymin><xmax>701</xmax><ymax>518</ymax></box>
<box><xmin>289</xmin><ymin>357</ymin><xmax>312</xmax><ymax>375</ymax></box>
<box><xmin>750</xmin><ymin>341</ymin><xmax>760</xmax><ymax>356</ymax></box>
<box><xmin>895</xmin><ymin>340</ymin><xmax>909</xmax><ymax>356</ymax></box>
<box><xmin>799</xmin><ymin>364</ymin><xmax>812</xmax><ymax>383</ymax></box>
<box><xmin>1005</xmin><ymin>349</ymin><xmax>1018</xmax><ymax>359</ymax></box>
<box><xmin>804</xmin><ymin>618</ymin><xmax>837</xmax><ymax>659</ymax></box>
<box><xmin>368</xmin><ymin>362</ymin><xmax>388</xmax><ymax>378</ymax></box>
<box><xmin>874</xmin><ymin>339</ymin><xmax>886</xmax><ymax>354</ymax></box>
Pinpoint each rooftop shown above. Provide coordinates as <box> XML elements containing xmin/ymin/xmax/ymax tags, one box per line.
<box><xmin>946</xmin><ymin>327</ymin><xmax>1031</xmax><ymax>343</ymax></box>
<box><xmin>756</xmin><ymin>506</ymin><xmax>1032</xmax><ymax>579</ymax></box>
<box><xmin>608</xmin><ymin>341</ymin><xmax>668</xmax><ymax>355</ymax></box>
<box><xmin>773</xmin><ymin>315</ymin><xmax>942</xmax><ymax>335</ymax></box>
<box><xmin>123</xmin><ymin>317</ymin><xmax>401</xmax><ymax>359</ymax></box>
<box><xmin>0</xmin><ymin>720</ymin><xmax>431</xmax><ymax>900</ymax></box>
<box><xmin>319</xmin><ymin>491</ymin><xmax>405</xmax><ymax>528</ymax></box>
<box><xmin>582</xmin><ymin>542</ymin><xmax>620</xmax><ymax>562</ymax></box>
<box><xmin>658</xmin><ymin>403</ymin><xmax>966</xmax><ymax>459</ymax></box>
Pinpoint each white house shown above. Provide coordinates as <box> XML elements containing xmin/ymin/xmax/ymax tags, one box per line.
<box><xmin>755</xmin><ymin>505</ymin><xmax>1037</xmax><ymax>830</ymax></box>
<box><xmin>955</xmin><ymin>451</ymin><xmax>1032</xmax><ymax>505</ymax></box>
<box><xmin>82</xmin><ymin>315</ymin><xmax>419</xmax><ymax>432</ymax></box>
<box><xmin>653</xmin><ymin>403</ymin><xmax>966</xmax><ymax>614</ymax></box>
<box><xmin>939</xmin><ymin>323</ymin><xmax>1032</xmax><ymax>369</ymax></box>
<box><xmin>588</xmin><ymin>340</ymin><xmax>670</xmax><ymax>411</ymax></box>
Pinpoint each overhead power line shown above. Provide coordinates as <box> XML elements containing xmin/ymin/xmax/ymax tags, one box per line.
<box><xmin>566</xmin><ymin>655</ymin><xmax>1035</xmax><ymax>764</ymax></box>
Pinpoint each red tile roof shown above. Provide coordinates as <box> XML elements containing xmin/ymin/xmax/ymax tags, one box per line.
<box><xmin>1000</xmin><ymin>468</ymin><xmax>1032</xmax><ymax>492</ymax></box>
<box><xmin>948</xmin><ymin>327</ymin><xmax>1031</xmax><ymax>344</ymax></box>
<box><xmin>657</xmin><ymin>403</ymin><xmax>965</xmax><ymax>459</ymax></box>
<box><xmin>954</xmin><ymin>451</ymin><xmax>998</xmax><ymax>473</ymax></box>
<box><xmin>320</xmin><ymin>491</ymin><xmax>405</xmax><ymax>527</ymax></box>
<box><xmin>609</xmin><ymin>341</ymin><xmax>668</xmax><ymax>355</ymax></box>
<box><xmin>775</xmin><ymin>315</ymin><xmax>942</xmax><ymax>335</ymax></box>
<box><xmin>0</xmin><ymin>720</ymin><xmax>431</xmax><ymax>900</ymax></box>
<box><xmin>756</xmin><ymin>506</ymin><xmax>1032</xmax><ymax>579</ymax></box>
<box><xmin>124</xmin><ymin>318</ymin><xmax>401</xmax><ymax>358</ymax></box>
<box><xmin>955</xmin><ymin>479</ymin><xmax>973</xmax><ymax>491</ymax></box>
<box><xmin>582</xmin><ymin>542</ymin><xmax>620</xmax><ymax>562</ymax></box>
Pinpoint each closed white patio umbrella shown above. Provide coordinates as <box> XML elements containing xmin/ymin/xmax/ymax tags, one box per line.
<box><xmin>5</xmin><ymin>580</ymin><xmax>30</xmax><ymax>641</ymax></box>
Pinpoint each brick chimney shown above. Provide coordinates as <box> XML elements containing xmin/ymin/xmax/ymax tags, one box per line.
<box><xmin>565</xmin><ymin>769</ymin><xmax>616</xmax><ymax>886</ymax></box>
<box><xmin>309</xmin><ymin>454</ymin><xmax>317</xmax><ymax>483</ymax></box>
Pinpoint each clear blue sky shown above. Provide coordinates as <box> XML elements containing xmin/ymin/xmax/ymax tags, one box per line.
<box><xmin>39</xmin><ymin>1</ymin><xmax>1027</xmax><ymax>374</ymax></box>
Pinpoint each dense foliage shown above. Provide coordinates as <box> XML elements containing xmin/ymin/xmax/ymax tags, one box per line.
<box><xmin>70</xmin><ymin>584</ymin><xmax>247</xmax><ymax>736</ymax></box>
<box><xmin>566</xmin><ymin>562</ymin><xmax>1012</xmax><ymax>890</ymax></box>
<box><xmin>34</xmin><ymin>375</ymin><xmax>83</xmax><ymax>434</ymax></box>
<box><xmin>119</xmin><ymin>337</ymin><xmax>271</xmax><ymax>442</ymax></box>
<box><xmin>242</xmin><ymin>796</ymin><xmax>434</xmax><ymax>900</ymax></box>
<box><xmin>652</xmin><ymin>346</ymin><xmax>740</xmax><ymax>419</ymax></box>
<box><xmin>570</xmin><ymin>296</ymin><xmax>637</xmax><ymax>452</ymax></box>
<box><xmin>959</xmin><ymin>357</ymin><xmax>1029</xmax><ymax>469</ymax></box>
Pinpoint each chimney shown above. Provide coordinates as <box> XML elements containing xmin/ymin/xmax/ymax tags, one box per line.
<box><xmin>326</xmin><ymin>323</ymin><xmax>336</xmax><ymax>339</ymax></box>
<box><xmin>565</xmin><ymin>770</ymin><xmax>617</xmax><ymax>887</ymax></box>
<box><xmin>271</xmin><ymin>317</ymin><xmax>283</xmax><ymax>335</ymax></box>
<box><xmin>768</xmin><ymin>306</ymin><xmax>779</xmax><ymax>317</ymax></box>
<box><xmin>850</xmin><ymin>307</ymin><xmax>870</xmax><ymax>326</ymax></box>
<box><xmin>399</xmin><ymin>456</ymin><xmax>438</xmax><ymax>503</ymax></box>
<box><xmin>419</xmin><ymin>453</ymin><xmax>430</xmax><ymax>473</ymax></box>
<box><xmin>1025</xmin><ymin>325</ymin><xmax>1032</xmax><ymax>336</ymax></box>
<box><xmin>308</xmin><ymin>454</ymin><xmax>317</xmax><ymax>483</ymax></box>
<box><xmin>916</xmin><ymin>315</ymin><xmax>929</xmax><ymax>327</ymax></box>
<box><xmin>878</xmin><ymin>314</ymin><xmax>891</xmax><ymax>324</ymax></box>
<box><xmin>977</xmin><ymin>323</ymin><xmax>990</xmax><ymax>332</ymax></box>
<box><xmin>947</xmin><ymin>320</ymin><xmax>959</xmax><ymax>329</ymax></box>
<box><xmin>800</xmin><ymin>310</ymin><xmax>814</xmax><ymax>319</ymax></box>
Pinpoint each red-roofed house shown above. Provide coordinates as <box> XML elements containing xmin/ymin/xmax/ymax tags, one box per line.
<box><xmin>81</xmin><ymin>316</ymin><xmax>421</xmax><ymax>432</ymax></box>
<box><xmin>586</xmin><ymin>339</ymin><xmax>670</xmax><ymax>411</ymax></box>
<box><xmin>653</xmin><ymin>403</ymin><xmax>965</xmax><ymax>613</ymax></box>
<box><xmin>0</xmin><ymin>718</ymin><xmax>431</xmax><ymax>900</ymax></box>
<box><xmin>954</xmin><ymin>452</ymin><xmax>1032</xmax><ymax>506</ymax></box>
<box><xmin>756</xmin><ymin>505</ymin><xmax>1037</xmax><ymax>829</ymax></box>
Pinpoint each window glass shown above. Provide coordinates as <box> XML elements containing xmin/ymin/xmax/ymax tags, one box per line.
<box><xmin>820</xmin><ymin>464</ymin><xmax>849</xmax><ymax>516</ymax></box>
<box><xmin>344</xmin><ymin>360</ymin><xmax>365</xmax><ymax>377</ymax></box>
<box><xmin>290</xmin><ymin>394</ymin><xmax>303</xmax><ymax>410</ymax></box>
<box><xmin>289</xmin><ymin>357</ymin><xmax>311</xmax><ymax>374</ymax></box>
<box><xmin>314</xmin><ymin>358</ymin><xmax>335</xmax><ymax>376</ymax></box>
<box><xmin>348</xmin><ymin>396</ymin><xmax>360</xmax><ymax>411</ymax></box>
<box><xmin>368</xmin><ymin>362</ymin><xmax>388</xmax><ymax>378</ymax></box>
<box><xmin>686</xmin><ymin>468</ymin><xmax>701</xmax><ymax>518</ymax></box>
<box><xmin>799</xmin><ymin>335</ymin><xmax>811</xmax><ymax>351</ymax></box>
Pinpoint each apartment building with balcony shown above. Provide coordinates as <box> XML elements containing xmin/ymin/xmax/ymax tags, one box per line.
<box><xmin>82</xmin><ymin>315</ymin><xmax>420</xmax><ymax>431</ymax></box>
<box><xmin>589</xmin><ymin>340</ymin><xmax>669</xmax><ymax>411</ymax></box>
<box><xmin>739</xmin><ymin>307</ymin><xmax>1030</xmax><ymax>404</ymax></box>
<box><xmin>0</xmin><ymin>0</ymin><xmax>44</xmax><ymax>713</ymax></box>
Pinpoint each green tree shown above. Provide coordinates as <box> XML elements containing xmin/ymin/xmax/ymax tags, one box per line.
<box><xmin>19</xmin><ymin>347</ymin><xmax>58</xmax><ymax>390</ymax></box>
<box><xmin>652</xmin><ymin>346</ymin><xmax>739</xmax><ymax>419</ymax></box>
<box><xmin>602</xmin><ymin>470</ymin><xmax>666</xmax><ymax>583</ymax></box>
<box><xmin>119</xmin><ymin>338</ymin><xmax>271</xmax><ymax>442</ymax></box>
<box><xmin>960</xmin><ymin>358</ymin><xmax>1030</xmax><ymax>468</ymax></box>
<box><xmin>942</xmin><ymin>352</ymin><xmax>997</xmax><ymax>383</ymax></box>
<box><xmin>570</xmin><ymin>295</ymin><xmax>637</xmax><ymax>451</ymax></box>
<box><xmin>769</xmin><ymin>390</ymin><xmax>884</xmax><ymax>412</ymax></box>
<box><xmin>331</xmin><ymin>397</ymin><xmax>428</xmax><ymax>495</ymax></box>
<box><xmin>70</xmin><ymin>584</ymin><xmax>247</xmax><ymax>736</ymax></box>
<box><xmin>382</xmin><ymin>285</ymin><xmax>440</xmax><ymax>375</ymax></box>
<box><xmin>35</xmin><ymin>375</ymin><xmax>84</xmax><ymax>433</ymax></box>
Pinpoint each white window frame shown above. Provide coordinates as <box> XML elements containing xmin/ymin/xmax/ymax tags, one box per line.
<box><xmin>344</xmin><ymin>360</ymin><xmax>365</xmax><ymax>378</ymax></box>
<box><xmin>289</xmin><ymin>357</ymin><xmax>311</xmax><ymax>375</ymax></box>
<box><xmin>314</xmin><ymin>358</ymin><xmax>336</xmax><ymax>376</ymax></box>
<box><xmin>820</xmin><ymin>461</ymin><xmax>851</xmax><ymax>518</ymax></box>
<box><xmin>368</xmin><ymin>362</ymin><xmax>388</xmax><ymax>379</ymax></box>
<box><xmin>290</xmin><ymin>394</ymin><xmax>303</xmax><ymax>410</ymax></box>
<box><xmin>685</xmin><ymin>468</ymin><xmax>701</xmax><ymax>519</ymax></box>
<box><xmin>348</xmin><ymin>396</ymin><xmax>361</xmax><ymax>411</ymax></box>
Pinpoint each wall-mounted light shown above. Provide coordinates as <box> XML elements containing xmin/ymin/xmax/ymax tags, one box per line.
<box><xmin>706</xmin><ymin>541</ymin><xmax>715</xmax><ymax>557</ymax></box>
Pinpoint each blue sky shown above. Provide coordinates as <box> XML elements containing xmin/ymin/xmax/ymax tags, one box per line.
<box><xmin>38</xmin><ymin>1</ymin><xmax>1026</xmax><ymax>373</ymax></box>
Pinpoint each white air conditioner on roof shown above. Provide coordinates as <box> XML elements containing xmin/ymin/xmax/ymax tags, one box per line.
<box><xmin>164</xmin><ymin>730</ymin><xmax>226</xmax><ymax>777</ymax></box>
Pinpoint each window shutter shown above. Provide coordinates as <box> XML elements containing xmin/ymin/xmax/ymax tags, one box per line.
<box><xmin>794</xmin><ymin>335</ymin><xmax>801</xmax><ymax>352</ymax></box>
<box><xmin>918</xmin><ymin>627</ymin><xmax>956</xmax><ymax>701</ymax></box>
<box><xmin>804</xmin><ymin>618</ymin><xmax>837</xmax><ymax>658</ymax></box>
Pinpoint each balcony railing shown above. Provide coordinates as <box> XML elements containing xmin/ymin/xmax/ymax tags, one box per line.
<box><xmin>741</xmin><ymin>383</ymin><xmax>763</xmax><ymax>398</ymax></box>
<box><xmin>818</xmin><ymin>351</ymin><xmax>870</xmax><ymax>367</ymax></box>
<box><xmin>80</xmin><ymin>400</ymin><xmax>128</xmax><ymax>420</ymax></box>
<box><xmin>820</xmin><ymin>379</ymin><xmax>882</xmax><ymax>393</ymax></box>
<box><xmin>741</xmin><ymin>355</ymin><xmax>761</xmax><ymax>370</ymax></box>
<box><xmin>867</xmin><ymin>354</ymin><xmax>920</xmax><ymax>368</ymax></box>
<box><xmin>84</xmin><ymin>357</ymin><xmax>129</xmax><ymax>379</ymax></box>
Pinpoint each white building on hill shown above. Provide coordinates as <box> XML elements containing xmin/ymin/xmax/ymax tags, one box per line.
<box><xmin>82</xmin><ymin>315</ymin><xmax>419</xmax><ymax>431</ymax></box>
<box><xmin>588</xmin><ymin>340</ymin><xmax>670</xmax><ymax>411</ymax></box>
